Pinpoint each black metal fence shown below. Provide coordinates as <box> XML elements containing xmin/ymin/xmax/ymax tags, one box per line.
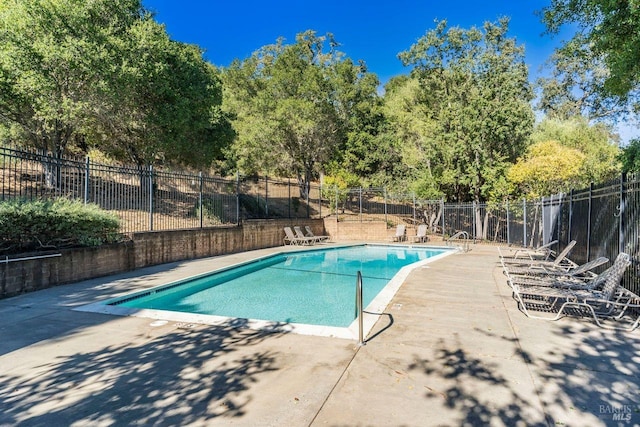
<box><xmin>543</xmin><ymin>174</ymin><xmax>640</xmax><ymax>295</ymax></box>
<box><xmin>0</xmin><ymin>147</ymin><xmax>324</xmax><ymax>233</ymax></box>
<box><xmin>1</xmin><ymin>147</ymin><xmax>638</xmax><ymax>293</ymax></box>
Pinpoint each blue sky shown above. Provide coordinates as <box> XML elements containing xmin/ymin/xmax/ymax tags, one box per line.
<box><xmin>142</xmin><ymin>0</ymin><xmax>637</xmax><ymax>142</ymax></box>
<box><xmin>143</xmin><ymin>0</ymin><xmax>562</xmax><ymax>84</ymax></box>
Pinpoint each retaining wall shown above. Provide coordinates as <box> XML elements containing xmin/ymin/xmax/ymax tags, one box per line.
<box><xmin>0</xmin><ymin>219</ymin><xmax>324</xmax><ymax>299</ymax></box>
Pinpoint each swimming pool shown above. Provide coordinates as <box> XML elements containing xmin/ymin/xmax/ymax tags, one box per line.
<box><xmin>78</xmin><ymin>244</ymin><xmax>454</xmax><ymax>339</ymax></box>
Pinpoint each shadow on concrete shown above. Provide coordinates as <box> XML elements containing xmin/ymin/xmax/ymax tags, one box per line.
<box><xmin>363</xmin><ymin>311</ymin><xmax>394</xmax><ymax>343</ymax></box>
<box><xmin>0</xmin><ymin>318</ymin><xmax>289</xmax><ymax>426</ymax></box>
<box><xmin>408</xmin><ymin>332</ymin><xmax>548</xmax><ymax>426</ymax></box>
<box><xmin>537</xmin><ymin>323</ymin><xmax>640</xmax><ymax>425</ymax></box>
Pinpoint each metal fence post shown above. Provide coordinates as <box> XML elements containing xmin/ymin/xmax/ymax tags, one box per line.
<box><xmin>148</xmin><ymin>164</ymin><xmax>154</xmax><ymax>231</ymax></box>
<box><xmin>587</xmin><ymin>182</ymin><xmax>593</xmax><ymax>261</ymax></box>
<box><xmin>540</xmin><ymin>197</ymin><xmax>544</xmax><ymax>245</ymax></box>
<box><xmin>568</xmin><ymin>189</ymin><xmax>573</xmax><ymax>244</ymax></box>
<box><xmin>265</xmin><ymin>175</ymin><xmax>269</xmax><ymax>217</ymax></box>
<box><xmin>236</xmin><ymin>171</ymin><xmax>240</xmax><ymax>225</ymax></box>
<box><xmin>441</xmin><ymin>199</ymin><xmax>445</xmax><ymax>239</ymax></box>
<box><xmin>619</xmin><ymin>173</ymin><xmax>626</xmax><ymax>254</ymax></box>
<box><xmin>288</xmin><ymin>178</ymin><xmax>291</xmax><ymax>218</ymax></box>
<box><xmin>305</xmin><ymin>182</ymin><xmax>311</xmax><ymax>218</ymax></box>
<box><xmin>472</xmin><ymin>201</ymin><xmax>477</xmax><ymax>240</ymax></box>
<box><xmin>359</xmin><ymin>187</ymin><xmax>363</xmax><ymax>222</ymax></box>
<box><xmin>84</xmin><ymin>156</ymin><xmax>90</xmax><ymax>204</ymax></box>
<box><xmin>412</xmin><ymin>193</ymin><xmax>416</xmax><ymax>225</ymax></box>
<box><xmin>557</xmin><ymin>194</ymin><xmax>562</xmax><ymax>245</ymax></box>
<box><xmin>523</xmin><ymin>199</ymin><xmax>527</xmax><ymax>248</ymax></box>
<box><xmin>384</xmin><ymin>187</ymin><xmax>388</xmax><ymax>226</ymax></box>
<box><xmin>199</xmin><ymin>171</ymin><xmax>203</xmax><ymax>228</ymax></box>
<box><xmin>506</xmin><ymin>199</ymin><xmax>510</xmax><ymax>245</ymax></box>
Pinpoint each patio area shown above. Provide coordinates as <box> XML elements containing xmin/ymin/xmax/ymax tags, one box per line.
<box><xmin>1</xmin><ymin>244</ymin><xmax>639</xmax><ymax>426</ymax></box>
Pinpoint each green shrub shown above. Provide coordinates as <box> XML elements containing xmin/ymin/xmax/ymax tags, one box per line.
<box><xmin>0</xmin><ymin>198</ymin><xmax>121</xmax><ymax>254</ymax></box>
<box><xmin>239</xmin><ymin>194</ymin><xmax>266</xmax><ymax>217</ymax></box>
<box><xmin>192</xmin><ymin>197</ymin><xmax>225</xmax><ymax>225</ymax></box>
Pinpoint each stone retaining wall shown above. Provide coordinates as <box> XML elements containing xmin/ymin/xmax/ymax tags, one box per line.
<box><xmin>0</xmin><ymin>219</ymin><xmax>324</xmax><ymax>299</ymax></box>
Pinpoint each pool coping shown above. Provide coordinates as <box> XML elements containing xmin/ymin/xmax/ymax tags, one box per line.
<box><xmin>74</xmin><ymin>243</ymin><xmax>458</xmax><ymax>340</ymax></box>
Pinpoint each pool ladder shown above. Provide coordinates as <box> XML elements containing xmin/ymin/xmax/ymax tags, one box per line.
<box><xmin>446</xmin><ymin>231</ymin><xmax>472</xmax><ymax>252</ymax></box>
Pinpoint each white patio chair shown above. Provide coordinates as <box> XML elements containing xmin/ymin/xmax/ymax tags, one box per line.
<box><xmin>283</xmin><ymin>226</ymin><xmax>311</xmax><ymax>246</ymax></box>
<box><xmin>413</xmin><ymin>224</ymin><xmax>428</xmax><ymax>243</ymax></box>
<box><xmin>293</xmin><ymin>226</ymin><xmax>316</xmax><ymax>245</ymax></box>
<box><xmin>389</xmin><ymin>224</ymin><xmax>406</xmax><ymax>242</ymax></box>
<box><xmin>304</xmin><ymin>225</ymin><xmax>329</xmax><ymax>243</ymax></box>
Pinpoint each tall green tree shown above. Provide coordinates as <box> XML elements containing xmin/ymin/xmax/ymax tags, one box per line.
<box><xmin>222</xmin><ymin>31</ymin><xmax>379</xmax><ymax>196</ymax></box>
<box><xmin>0</xmin><ymin>0</ymin><xmax>141</xmax><ymax>156</ymax></box>
<box><xmin>541</xmin><ymin>0</ymin><xmax>640</xmax><ymax>98</ymax></box>
<box><xmin>537</xmin><ymin>36</ymin><xmax>631</xmax><ymax>121</ymax></box>
<box><xmin>382</xmin><ymin>76</ymin><xmax>443</xmax><ymax>198</ymax></box>
<box><xmin>619</xmin><ymin>139</ymin><xmax>640</xmax><ymax>173</ymax></box>
<box><xmin>0</xmin><ymin>0</ymin><xmax>231</xmax><ymax>170</ymax></box>
<box><xmin>94</xmin><ymin>18</ymin><xmax>232</xmax><ymax>168</ymax></box>
<box><xmin>530</xmin><ymin>117</ymin><xmax>620</xmax><ymax>186</ymax></box>
<box><xmin>398</xmin><ymin>18</ymin><xmax>534</xmax><ymax>206</ymax></box>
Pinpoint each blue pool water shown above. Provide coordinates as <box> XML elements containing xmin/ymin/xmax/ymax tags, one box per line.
<box><xmin>112</xmin><ymin>245</ymin><xmax>448</xmax><ymax>328</ymax></box>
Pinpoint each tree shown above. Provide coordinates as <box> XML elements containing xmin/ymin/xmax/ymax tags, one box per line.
<box><xmin>397</xmin><ymin>18</ymin><xmax>534</xmax><ymax>207</ymax></box>
<box><xmin>94</xmin><ymin>19</ymin><xmax>232</xmax><ymax>168</ymax></box>
<box><xmin>222</xmin><ymin>31</ymin><xmax>379</xmax><ymax>196</ymax></box>
<box><xmin>541</xmin><ymin>0</ymin><xmax>640</xmax><ymax>98</ymax></box>
<box><xmin>507</xmin><ymin>140</ymin><xmax>586</xmax><ymax>198</ymax></box>
<box><xmin>0</xmin><ymin>0</ymin><xmax>141</xmax><ymax>156</ymax></box>
<box><xmin>619</xmin><ymin>139</ymin><xmax>640</xmax><ymax>173</ymax></box>
<box><xmin>537</xmin><ymin>36</ymin><xmax>631</xmax><ymax>121</ymax></box>
<box><xmin>0</xmin><ymin>0</ymin><xmax>232</xmax><ymax>170</ymax></box>
<box><xmin>382</xmin><ymin>76</ymin><xmax>443</xmax><ymax>198</ymax></box>
<box><xmin>530</xmin><ymin>117</ymin><xmax>620</xmax><ymax>187</ymax></box>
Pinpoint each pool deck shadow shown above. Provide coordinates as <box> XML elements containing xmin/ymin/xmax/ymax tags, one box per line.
<box><xmin>1</xmin><ymin>243</ymin><xmax>639</xmax><ymax>426</ymax></box>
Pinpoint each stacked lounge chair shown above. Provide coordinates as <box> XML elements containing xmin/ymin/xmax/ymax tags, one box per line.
<box><xmin>283</xmin><ymin>226</ymin><xmax>330</xmax><ymax>246</ymax></box>
<box><xmin>499</xmin><ymin>244</ymin><xmax>639</xmax><ymax>331</ymax></box>
<box><xmin>304</xmin><ymin>226</ymin><xmax>330</xmax><ymax>243</ymax></box>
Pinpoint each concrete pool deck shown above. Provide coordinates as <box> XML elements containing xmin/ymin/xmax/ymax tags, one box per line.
<box><xmin>1</xmin><ymin>243</ymin><xmax>639</xmax><ymax>426</ymax></box>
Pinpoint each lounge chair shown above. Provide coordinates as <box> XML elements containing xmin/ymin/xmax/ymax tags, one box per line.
<box><xmin>511</xmin><ymin>253</ymin><xmax>639</xmax><ymax>330</ymax></box>
<box><xmin>389</xmin><ymin>224</ymin><xmax>406</xmax><ymax>242</ymax></box>
<box><xmin>304</xmin><ymin>225</ymin><xmax>329</xmax><ymax>243</ymax></box>
<box><xmin>504</xmin><ymin>256</ymin><xmax>608</xmax><ymax>279</ymax></box>
<box><xmin>507</xmin><ymin>240</ymin><xmax>558</xmax><ymax>261</ymax></box>
<box><xmin>293</xmin><ymin>226</ymin><xmax>316</xmax><ymax>245</ymax></box>
<box><xmin>505</xmin><ymin>256</ymin><xmax>609</xmax><ymax>290</ymax></box>
<box><xmin>501</xmin><ymin>240</ymin><xmax>577</xmax><ymax>269</ymax></box>
<box><xmin>413</xmin><ymin>224</ymin><xmax>429</xmax><ymax>243</ymax></box>
<box><xmin>283</xmin><ymin>226</ymin><xmax>313</xmax><ymax>246</ymax></box>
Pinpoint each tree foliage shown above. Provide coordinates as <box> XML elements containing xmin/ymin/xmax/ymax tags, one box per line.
<box><xmin>529</xmin><ymin>117</ymin><xmax>620</xmax><ymax>187</ymax></box>
<box><xmin>537</xmin><ymin>36</ymin><xmax>631</xmax><ymax>121</ymax></box>
<box><xmin>397</xmin><ymin>18</ymin><xmax>534</xmax><ymax>203</ymax></box>
<box><xmin>541</xmin><ymin>0</ymin><xmax>640</xmax><ymax>98</ymax></box>
<box><xmin>508</xmin><ymin>140</ymin><xmax>586</xmax><ymax>198</ymax></box>
<box><xmin>620</xmin><ymin>139</ymin><xmax>640</xmax><ymax>173</ymax></box>
<box><xmin>222</xmin><ymin>31</ymin><xmax>379</xmax><ymax>195</ymax></box>
<box><xmin>0</xmin><ymin>0</ymin><xmax>231</xmax><ymax>168</ymax></box>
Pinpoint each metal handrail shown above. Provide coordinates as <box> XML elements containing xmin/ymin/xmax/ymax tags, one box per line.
<box><xmin>446</xmin><ymin>231</ymin><xmax>471</xmax><ymax>252</ymax></box>
<box><xmin>356</xmin><ymin>271</ymin><xmax>365</xmax><ymax>346</ymax></box>
<box><xmin>2</xmin><ymin>253</ymin><xmax>61</xmax><ymax>264</ymax></box>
